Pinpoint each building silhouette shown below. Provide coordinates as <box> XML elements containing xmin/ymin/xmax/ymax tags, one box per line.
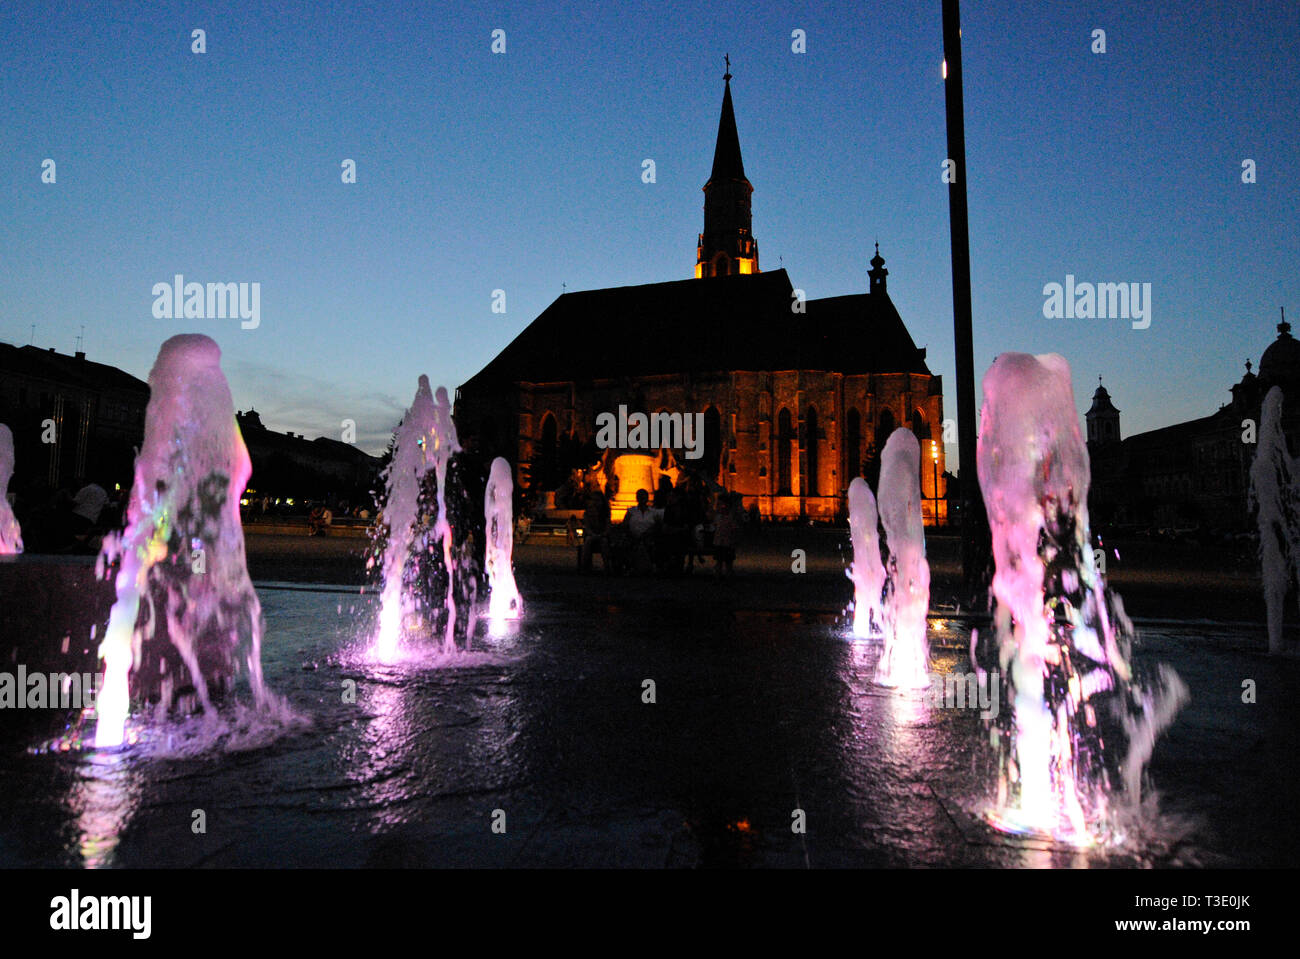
<box><xmin>1088</xmin><ymin>314</ymin><xmax>1300</xmax><ymax>532</ymax></box>
<box><xmin>0</xmin><ymin>342</ymin><xmax>148</xmax><ymax>494</ymax></box>
<box><xmin>455</xmin><ymin>69</ymin><xmax>945</xmax><ymax>522</ymax></box>
<box><xmin>0</xmin><ymin>340</ymin><xmax>379</xmax><ymax>509</ymax></box>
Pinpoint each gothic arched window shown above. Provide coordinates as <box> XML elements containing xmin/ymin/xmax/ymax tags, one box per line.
<box><xmin>802</xmin><ymin>406</ymin><xmax>819</xmax><ymax>497</ymax></box>
<box><xmin>878</xmin><ymin>408</ymin><xmax>896</xmax><ymax>451</ymax></box>
<box><xmin>911</xmin><ymin>408</ymin><xmax>930</xmax><ymax>440</ymax></box>
<box><xmin>537</xmin><ymin>413</ymin><xmax>558</xmax><ymax>490</ymax></box>
<box><xmin>703</xmin><ymin>406</ymin><xmax>722</xmax><ymax>482</ymax></box>
<box><xmin>777</xmin><ymin>408</ymin><xmax>793</xmax><ymax>495</ymax></box>
<box><xmin>845</xmin><ymin>408</ymin><xmax>862</xmax><ymax>481</ymax></box>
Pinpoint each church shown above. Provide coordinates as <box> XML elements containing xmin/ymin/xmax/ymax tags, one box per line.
<box><xmin>454</xmin><ymin>68</ymin><xmax>946</xmax><ymax>523</ymax></box>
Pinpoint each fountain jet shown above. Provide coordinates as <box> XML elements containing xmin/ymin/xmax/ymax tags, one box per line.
<box><xmin>0</xmin><ymin>425</ymin><xmax>22</xmax><ymax>554</ymax></box>
<box><xmin>1250</xmin><ymin>385</ymin><xmax>1300</xmax><ymax>655</ymax></box>
<box><xmin>430</xmin><ymin>387</ymin><xmax>461</xmax><ymax>653</ymax></box>
<box><xmin>976</xmin><ymin>352</ymin><xmax>1185</xmax><ymax>844</ymax></box>
<box><xmin>371</xmin><ymin>378</ymin><xmax>464</xmax><ymax>660</ymax></box>
<box><xmin>93</xmin><ymin>334</ymin><xmax>270</xmax><ymax>749</ymax></box>
<box><xmin>373</xmin><ymin>377</ymin><xmax>438</xmax><ymax>662</ymax></box>
<box><xmin>484</xmin><ymin>457</ymin><xmax>522</xmax><ymax>634</ymax></box>
<box><xmin>874</xmin><ymin>430</ymin><xmax>931</xmax><ymax>687</ymax></box>
<box><xmin>846</xmin><ymin>477</ymin><xmax>884</xmax><ymax>639</ymax></box>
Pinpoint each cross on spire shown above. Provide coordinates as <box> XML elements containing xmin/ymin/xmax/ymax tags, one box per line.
<box><xmin>724</xmin><ymin>53</ymin><xmax>731</xmax><ymax>81</ymax></box>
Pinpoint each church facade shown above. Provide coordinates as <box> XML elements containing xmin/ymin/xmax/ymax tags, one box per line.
<box><xmin>454</xmin><ymin>70</ymin><xmax>946</xmax><ymax>523</ymax></box>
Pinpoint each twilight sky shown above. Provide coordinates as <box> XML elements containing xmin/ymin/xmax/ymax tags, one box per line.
<box><xmin>2</xmin><ymin>0</ymin><xmax>1296</xmax><ymax>468</ymax></box>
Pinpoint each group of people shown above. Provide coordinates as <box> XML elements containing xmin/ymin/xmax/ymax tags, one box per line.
<box><xmin>578</xmin><ymin>475</ymin><xmax>746</xmax><ymax>577</ymax></box>
<box><xmin>7</xmin><ymin>480</ymin><xmax>115</xmax><ymax>554</ymax></box>
<box><xmin>244</xmin><ymin>496</ymin><xmax>371</xmax><ymax>528</ymax></box>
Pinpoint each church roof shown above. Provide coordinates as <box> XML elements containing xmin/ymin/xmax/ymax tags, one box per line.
<box><xmin>1120</xmin><ymin>409</ymin><xmax>1233</xmax><ymax>451</ymax></box>
<box><xmin>458</xmin><ymin>270</ymin><xmax>932</xmax><ymax>393</ymax></box>
<box><xmin>709</xmin><ymin>77</ymin><xmax>747</xmax><ymax>184</ymax></box>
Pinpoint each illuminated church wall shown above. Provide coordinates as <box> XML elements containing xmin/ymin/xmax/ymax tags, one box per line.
<box><xmin>485</xmin><ymin>367</ymin><xmax>945</xmax><ymax>523</ymax></box>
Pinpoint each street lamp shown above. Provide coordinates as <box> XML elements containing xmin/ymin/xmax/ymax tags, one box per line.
<box><xmin>931</xmin><ymin>439</ymin><xmax>940</xmax><ymax>527</ymax></box>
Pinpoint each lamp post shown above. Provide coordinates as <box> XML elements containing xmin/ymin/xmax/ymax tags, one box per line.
<box><xmin>943</xmin><ymin>0</ymin><xmax>990</xmax><ymax>590</ymax></box>
<box><xmin>931</xmin><ymin>439</ymin><xmax>940</xmax><ymax>527</ymax></box>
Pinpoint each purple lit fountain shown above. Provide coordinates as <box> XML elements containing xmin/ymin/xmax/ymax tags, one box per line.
<box><xmin>371</xmin><ymin>377</ymin><xmax>466</xmax><ymax>661</ymax></box>
<box><xmin>0</xmin><ymin>424</ymin><xmax>22</xmax><ymax>554</ymax></box>
<box><xmin>93</xmin><ymin>334</ymin><xmax>277</xmax><ymax>749</ymax></box>
<box><xmin>976</xmin><ymin>352</ymin><xmax>1186</xmax><ymax>844</ymax></box>
<box><xmin>430</xmin><ymin>386</ymin><xmax>461</xmax><ymax>651</ymax></box>
<box><xmin>846</xmin><ymin>477</ymin><xmax>884</xmax><ymax>639</ymax></box>
<box><xmin>483</xmin><ymin>456</ymin><xmax>522</xmax><ymax>634</ymax></box>
<box><xmin>372</xmin><ymin>376</ymin><xmax>438</xmax><ymax>663</ymax></box>
<box><xmin>874</xmin><ymin>429</ymin><xmax>932</xmax><ymax>688</ymax></box>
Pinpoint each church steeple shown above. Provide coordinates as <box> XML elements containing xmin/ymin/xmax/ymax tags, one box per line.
<box><xmin>1086</xmin><ymin>376</ymin><xmax>1121</xmax><ymax>446</ymax></box>
<box><xmin>868</xmin><ymin>243</ymin><xmax>888</xmax><ymax>294</ymax></box>
<box><xmin>696</xmin><ymin>57</ymin><xmax>759</xmax><ymax>279</ymax></box>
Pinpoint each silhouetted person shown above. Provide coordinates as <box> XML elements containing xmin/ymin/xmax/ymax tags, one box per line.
<box><xmin>580</xmin><ymin>486</ymin><xmax>611</xmax><ymax>572</ymax></box>
<box><xmin>713</xmin><ymin>494</ymin><xmax>740</xmax><ymax>578</ymax></box>
<box><xmin>624</xmin><ymin>488</ymin><xmax>660</xmax><ymax>573</ymax></box>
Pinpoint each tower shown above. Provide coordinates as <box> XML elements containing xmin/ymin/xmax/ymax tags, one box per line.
<box><xmin>869</xmin><ymin>243</ymin><xmax>888</xmax><ymax>294</ymax></box>
<box><xmin>1086</xmin><ymin>376</ymin><xmax>1121</xmax><ymax>445</ymax></box>
<box><xmin>696</xmin><ymin>57</ymin><xmax>759</xmax><ymax>279</ymax></box>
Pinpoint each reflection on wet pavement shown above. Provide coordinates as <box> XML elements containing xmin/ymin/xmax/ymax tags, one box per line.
<box><xmin>1</xmin><ymin>587</ymin><xmax>1296</xmax><ymax>868</ymax></box>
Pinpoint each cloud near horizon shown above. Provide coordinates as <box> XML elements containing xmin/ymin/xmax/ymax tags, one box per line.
<box><xmin>226</xmin><ymin>357</ymin><xmax>405</xmax><ymax>456</ymax></box>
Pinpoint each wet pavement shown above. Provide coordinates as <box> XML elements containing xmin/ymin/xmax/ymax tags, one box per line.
<box><xmin>1</xmin><ymin>582</ymin><xmax>1297</xmax><ymax>868</ymax></box>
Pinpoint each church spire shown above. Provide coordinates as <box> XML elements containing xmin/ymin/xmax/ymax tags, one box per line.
<box><xmin>696</xmin><ymin>58</ymin><xmax>759</xmax><ymax>278</ymax></box>
<box><xmin>710</xmin><ymin>56</ymin><xmax>745</xmax><ymax>182</ymax></box>
<box><xmin>1086</xmin><ymin>376</ymin><xmax>1120</xmax><ymax>445</ymax></box>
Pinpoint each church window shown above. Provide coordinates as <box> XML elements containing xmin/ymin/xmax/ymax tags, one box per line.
<box><xmin>846</xmin><ymin>408</ymin><xmax>862</xmax><ymax>480</ymax></box>
<box><xmin>802</xmin><ymin>406</ymin><xmax>819</xmax><ymax>497</ymax></box>
<box><xmin>777</xmin><ymin>408</ymin><xmax>793</xmax><ymax>495</ymax></box>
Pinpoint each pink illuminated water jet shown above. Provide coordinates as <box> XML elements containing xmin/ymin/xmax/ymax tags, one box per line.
<box><xmin>484</xmin><ymin>457</ymin><xmax>522</xmax><ymax>634</ymax></box>
<box><xmin>874</xmin><ymin>430</ymin><xmax>931</xmax><ymax>688</ymax></box>
<box><xmin>430</xmin><ymin>386</ymin><xmax>461</xmax><ymax>652</ymax></box>
<box><xmin>846</xmin><ymin>477</ymin><xmax>884</xmax><ymax>639</ymax></box>
<box><xmin>0</xmin><ymin>424</ymin><xmax>22</xmax><ymax>554</ymax></box>
<box><xmin>371</xmin><ymin>377</ymin><xmax>464</xmax><ymax>660</ymax></box>
<box><xmin>976</xmin><ymin>352</ymin><xmax>1185</xmax><ymax>845</ymax></box>
<box><xmin>93</xmin><ymin>334</ymin><xmax>274</xmax><ymax>749</ymax></box>
<box><xmin>372</xmin><ymin>377</ymin><xmax>438</xmax><ymax>662</ymax></box>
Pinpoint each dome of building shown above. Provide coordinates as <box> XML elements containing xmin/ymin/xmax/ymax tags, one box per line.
<box><xmin>1259</xmin><ymin>315</ymin><xmax>1300</xmax><ymax>388</ymax></box>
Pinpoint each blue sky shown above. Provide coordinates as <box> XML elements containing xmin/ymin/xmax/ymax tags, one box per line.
<box><xmin>2</xmin><ymin>0</ymin><xmax>1297</xmax><ymax>466</ymax></box>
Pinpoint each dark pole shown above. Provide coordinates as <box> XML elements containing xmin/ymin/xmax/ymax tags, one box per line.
<box><xmin>942</xmin><ymin>0</ymin><xmax>990</xmax><ymax>598</ymax></box>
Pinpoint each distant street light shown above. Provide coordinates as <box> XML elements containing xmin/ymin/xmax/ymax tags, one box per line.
<box><xmin>931</xmin><ymin>439</ymin><xmax>940</xmax><ymax>527</ymax></box>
